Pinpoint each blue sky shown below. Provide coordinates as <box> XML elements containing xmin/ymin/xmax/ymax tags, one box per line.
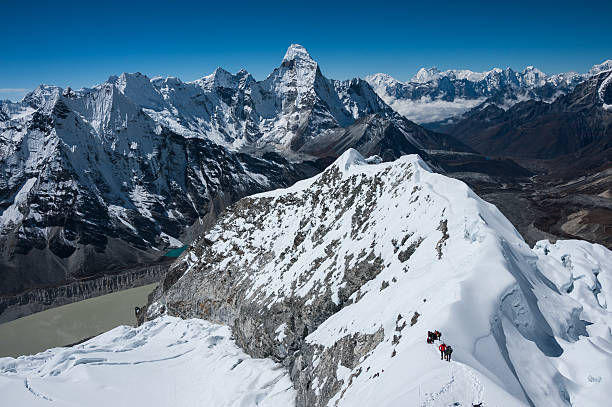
<box><xmin>1</xmin><ymin>0</ymin><xmax>611</xmax><ymax>101</ymax></box>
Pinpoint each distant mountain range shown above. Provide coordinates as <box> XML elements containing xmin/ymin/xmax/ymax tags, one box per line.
<box><xmin>366</xmin><ymin>60</ymin><xmax>612</xmax><ymax>123</ymax></box>
<box><xmin>436</xmin><ymin>71</ymin><xmax>612</xmax><ymax>175</ymax></box>
<box><xmin>0</xmin><ymin>45</ymin><xmax>471</xmax><ymax>297</ymax></box>
<box><xmin>432</xmin><ymin>70</ymin><xmax>612</xmax><ymax>249</ymax></box>
<box><xmin>1</xmin><ymin>44</ymin><xmax>610</xmax><ymax>308</ymax></box>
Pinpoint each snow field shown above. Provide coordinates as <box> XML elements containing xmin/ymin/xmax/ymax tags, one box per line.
<box><xmin>0</xmin><ymin>316</ymin><xmax>295</xmax><ymax>407</ymax></box>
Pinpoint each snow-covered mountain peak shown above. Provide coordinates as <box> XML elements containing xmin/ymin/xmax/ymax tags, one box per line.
<box><xmin>103</xmin><ymin>71</ymin><xmax>152</xmax><ymax>89</ymax></box>
<box><xmin>22</xmin><ymin>85</ymin><xmax>62</xmax><ymax>112</ymax></box>
<box><xmin>117</xmin><ymin>71</ymin><xmax>148</xmax><ymax>82</ymax></box>
<box><xmin>412</xmin><ymin>66</ymin><xmax>441</xmax><ymax>83</ymax></box>
<box><xmin>110</xmin><ymin>72</ymin><xmax>162</xmax><ymax>108</ymax></box>
<box><xmin>282</xmin><ymin>43</ymin><xmax>314</xmax><ymax>64</ymax></box>
<box><xmin>277</xmin><ymin>44</ymin><xmax>318</xmax><ymax>82</ymax></box>
<box><xmin>521</xmin><ymin>65</ymin><xmax>545</xmax><ymax>77</ymax></box>
<box><xmin>331</xmin><ymin>148</ymin><xmax>367</xmax><ymax>172</ymax></box>
<box><xmin>162</xmin><ymin>76</ymin><xmax>182</xmax><ymax>87</ymax></box>
<box><xmin>590</xmin><ymin>59</ymin><xmax>612</xmax><ymax>75</ymax></box>
<box><xmin>197</xmin><ymin>67</ymin><xmax>254</xmax><ymax>91</ymax></box>
<box><xmin>364</xmin><ymin>72</ymin><xmax>400</xmax><ymax>88</ymax></box>
<box><xmin>200</xmin><ymin>67</ymin><xmax>233</xmax><ymax>87</ymax></box>
<box><xmin>520</xmin><ymin>65</ymin><xmax>546</xmax><ymax>86</ymax></box>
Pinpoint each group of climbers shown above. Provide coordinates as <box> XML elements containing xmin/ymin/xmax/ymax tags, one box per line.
<box><xmin>426</xmin><ymin>330</ymin><xmax>453</xmax><ymax>362</ymax></box>
<box><xmin>439</xmin><ymin>342</ymin><xmax>453</xmax><ymax>362</ymax></box>
<box><xmin>426</xmin><ymin>330</ymin><xmax>441</xmax><ymax>343</ymax></box>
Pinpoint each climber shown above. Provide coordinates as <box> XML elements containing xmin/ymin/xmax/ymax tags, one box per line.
<box><xmin>444</xmin><ymin>345</ymin><xmax>453</xmax><ymax>362</ymax></box>
<box><xmin>438</xmin><ymin>343</ymin><xmax>446</xmax><ymax>360</ymax></box>
<box><xmin>427</xmin><ymin>331</ymin><xmax>434</xmax><ymax>344</ymax></box>
<box><xmin>434</xmin><ymin>330</ymin><xmax>441</xmax><ymax>341</ymax></box>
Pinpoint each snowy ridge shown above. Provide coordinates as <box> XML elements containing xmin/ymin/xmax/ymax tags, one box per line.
<box><xmin>599</xmin><ymin>71</ymin><xmax>612</xmax><ymax>111</ymax></box>
<box><xmin>589</xmin><ymin>59</ymin><xmax>612</xmax><ymax>75</ymax></box>
<box><xmin>143</xmin><ymin>149</ymin><xmax>612</xmax><ymax>406</ymax></box>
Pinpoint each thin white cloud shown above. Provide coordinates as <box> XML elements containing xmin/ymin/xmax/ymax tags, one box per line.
<box><xmin>0</xmin><ymin>88</ymin><xmax>28</xmax><ymax>93</ymax></box>
<box><xmin>382</xmin><ymin>96</ymin><xmax>486</xmax><ymax>123</ymax></box>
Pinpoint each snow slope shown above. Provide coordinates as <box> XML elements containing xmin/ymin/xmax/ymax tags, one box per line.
<box><xmin>0</xmin><ymin>316</ymin><xmax>295</xmax><ymax>407</ymax></box>
<box><xmin>598</xmin><ymin>71</ymin><xmax>612</xmax><ymax>111</ymax></box>
<box><xmin>142</xmin><ymin>149</ymin><xmax>612</xmax><ymax>406</ymax></box>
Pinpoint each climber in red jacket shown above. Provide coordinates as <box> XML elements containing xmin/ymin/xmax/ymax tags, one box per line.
<box><xmin>438</xmin><ymin>343</ymin><xmax>446</xmax><ymax>360</ymax></box>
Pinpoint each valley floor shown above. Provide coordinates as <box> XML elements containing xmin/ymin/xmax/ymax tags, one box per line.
<box><xmin>451</xmin><ymin>167</ymin><xmax>612</xmax><ymax>250</ymax></box>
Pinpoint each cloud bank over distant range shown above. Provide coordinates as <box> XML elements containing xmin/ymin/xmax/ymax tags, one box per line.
<box><xmin>383</xmin><ymin>96</ymin><xmax>486</xmax><ymax>123</ymax></box>
<box><xmin>0</xmin><ymin>89</ymin><xmax>29</xmax><ymax>101</ymax></box>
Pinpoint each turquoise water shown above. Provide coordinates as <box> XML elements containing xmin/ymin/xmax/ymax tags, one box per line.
<box><xmin>164</xmin><ymin>245</ymin><xmax>188</xmax><ymax>258</ymax></box>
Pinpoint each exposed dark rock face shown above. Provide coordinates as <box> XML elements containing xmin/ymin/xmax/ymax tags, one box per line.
<box><xmin>292</xmin><ymin>328</ymin><xmax>384</xmax><ymax>407</ymax></box>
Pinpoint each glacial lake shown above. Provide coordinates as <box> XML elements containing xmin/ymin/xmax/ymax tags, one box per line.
<box><xmin>0</xmin><ymin>283</ymin><xmax>157</xmax><ymax>358</ymax></box>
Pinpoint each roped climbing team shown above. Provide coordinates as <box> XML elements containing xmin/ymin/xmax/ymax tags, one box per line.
<box><xmin>427</xmin><ymin>330</ymin><xmax>453</xmax><ymax>362</ymax></box>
